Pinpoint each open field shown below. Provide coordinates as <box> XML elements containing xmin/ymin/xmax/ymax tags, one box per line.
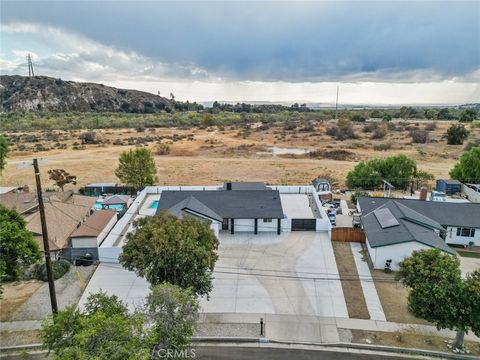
<box><xmin>1</xmin><ymin>120</ymin><xmax>478</xmax><ymax>189</ymax></box>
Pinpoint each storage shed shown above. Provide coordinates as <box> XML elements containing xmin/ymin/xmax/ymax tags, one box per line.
<box><xmin>436</xmin><ymin>179</ymin><xmax>462</xmax><ymax>195</ymax></box>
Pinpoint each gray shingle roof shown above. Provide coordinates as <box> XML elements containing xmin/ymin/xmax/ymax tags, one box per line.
<box><xmin>361</xmin><ymin>200</ymin><xmax>454</xmax><ymax>254</ymax></box>
<box><xmin>166</xmin><ymin>196</ymin><xmax>223</xmax><ymax>222</ymax></box>
<box><xmin>156</xmin><ymin>190</ymin><xmax>284</xmax><ymax>219</ymax></box>
<box><xmin>358</xmin><ymin>197</ymin><xmax>480</xmax><ymax>228</ymax></box>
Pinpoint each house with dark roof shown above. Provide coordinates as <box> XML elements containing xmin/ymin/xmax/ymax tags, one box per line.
<box><xmin>359</xmin><ymin>199</ymin><xmax>455</xmax><ymax>270</ymax></box>
<box><xmin>358</xmin><ymin>197</ymin><xmax>480</xmax><ymax>248</ymax></box>
<box><xmin>156</xmin><ymin>182</ymin><xmax>286</xmax><ymax>235</ymax></box>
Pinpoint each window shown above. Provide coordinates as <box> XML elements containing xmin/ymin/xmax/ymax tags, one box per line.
<box><xmin>263</xmin><ymin>218</ymin><xmax>272</xmax><ymax>223</ymax></box>
<box><xmin>456</xmin><ymin>228</ymin><xmax>475</xmax><ymax>237</ymax></box>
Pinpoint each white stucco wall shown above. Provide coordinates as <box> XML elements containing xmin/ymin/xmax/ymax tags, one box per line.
<box><xmin>445</xmin><ymin>226</ymin><xmax>480</xmax><ymax>246</ymax></box>
<box><xmin>366</xmin><ymin>238</ymin><xmax>436</xmax><ymax>270</ymax></box>
<box><xmin>71</xmin><ymin>237</ymin><xmax>98</xmax><ymax>248</ymax></box>
<box><xmin>463</xmin><ymin>184</ymin><xmax>480</xmax><ymax>203</ymax></box>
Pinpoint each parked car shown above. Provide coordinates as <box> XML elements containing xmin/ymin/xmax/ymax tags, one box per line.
<box><xmin>75</xmin><ymin>253</ymin><xmax>94</xmax><ymax>266</ymax></box>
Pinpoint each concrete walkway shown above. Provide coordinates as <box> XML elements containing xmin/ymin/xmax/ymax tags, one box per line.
<box><xmin>0</xmin><ymin>320</ymin><xmax>41</xmax><ymax>332</ymax></box>
<box><xmin>350</xmin><ymin>243</ymin><xmax>386</xmax><ymax>321</ymax></box>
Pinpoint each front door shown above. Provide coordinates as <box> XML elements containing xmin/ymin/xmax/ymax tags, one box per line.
<box><xmin>222</xmin><ymin>218</ymin><xmax>229</xmax><ymax>230</ymax></box>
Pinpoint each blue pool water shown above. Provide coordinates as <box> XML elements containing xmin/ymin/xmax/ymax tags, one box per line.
<box><xmin>150</xmin><ymin>200</ymin><xmax>160</xmax><ymax>209</ymax></box>
<box><xmin>93</xmin><ymin>201</ymin><xmax>125</xmax><ymax>211</ymax></box>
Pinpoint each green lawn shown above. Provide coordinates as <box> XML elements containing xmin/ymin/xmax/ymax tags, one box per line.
<box><xmin>457</xmin><ymin>250</ymin><xmax>480</xmax><ymax>259</ymax></box>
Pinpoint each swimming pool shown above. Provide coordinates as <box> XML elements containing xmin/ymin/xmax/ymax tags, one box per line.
<box><xmin>93</xmin><ymin>201</ymin><xmax>125</xmax><ymax>211</ymax></box>
<box><xmin>150</xmin><ymin>200</ymin><xmax>159</xmax><ymax>209</ymax></box>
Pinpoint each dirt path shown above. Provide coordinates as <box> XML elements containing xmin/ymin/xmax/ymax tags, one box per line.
<box><xmin>10</xmin><ymin>265</ymin><xmax>96</xmax><ymax>321</ymax></box>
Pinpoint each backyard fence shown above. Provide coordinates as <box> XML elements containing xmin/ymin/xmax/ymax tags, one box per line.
<box><xmin>331</xmin><ymin>227</ymin><xmax>366</xmax><ymax>242</ymax></box>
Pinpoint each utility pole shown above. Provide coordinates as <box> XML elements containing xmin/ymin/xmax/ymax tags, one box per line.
<box><xmin>334</xmin><ymin>85</ymin><xmax>339</xmax><ymax>121</ymax></box>
<box><xmin>33</xmin><ymin>159</ymin><xmax>58</xmax><ymax>315</ymax></box>
<box><xmin>27</xmin><ymin>54</ymin><xmax>35</xmax><ymax>77</ymax></box>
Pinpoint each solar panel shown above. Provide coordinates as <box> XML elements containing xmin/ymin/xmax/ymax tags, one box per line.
<box><xmin>374</xmin><ymin>207</ymin><xmax>400</xmax><ymax>228</ymax></box>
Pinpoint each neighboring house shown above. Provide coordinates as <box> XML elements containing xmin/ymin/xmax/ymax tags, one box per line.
<box><xmin>0</xmin><ymin>191</ymin><xmax>97</xmax><ymax>255</ymax></box>
<box><xmin>0</xmin><ymin>190</ymin><xmax>96</xmax><ymax>215</ymax></box>
<box><xmin>157</xmin><ymin>184</ymin><xmax>285</xmax><ymax>235</ymax></box>
<box><xmin>359</xmin><ymin>199</ymin><xmax>454</xmax><ymax>270</ymax></box>
<box><xmin>24</xmin><ymin>200</ymin><xmax>95</xmax><ymax>253</ymax></box>
<box><xmin>358</xmin><ymin>197</ymin><xmax>480</xmax><ymax>268</ymax></box>
<box><xmin>70</xmin><ymin>209</ymin><xmax>117</xmax><ymax>248</ymax></box>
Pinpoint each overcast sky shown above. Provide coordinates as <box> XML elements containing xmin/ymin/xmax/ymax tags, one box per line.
<box><xmin>1</xmin><ymin>1</ymin><xmax>479</xmax><ymax>105</ymax></box>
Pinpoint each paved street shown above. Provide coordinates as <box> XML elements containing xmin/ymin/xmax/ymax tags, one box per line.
<box><xmin>194</xmin><ymin>346</ymin><xmax>418</xmax><ymax>360</ymax></box>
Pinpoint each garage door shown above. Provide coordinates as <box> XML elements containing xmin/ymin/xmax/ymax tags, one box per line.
<box><xmin>291</xmin><ymin>219</ymin><xmax>316</xmax><ymax>231</ymax></box>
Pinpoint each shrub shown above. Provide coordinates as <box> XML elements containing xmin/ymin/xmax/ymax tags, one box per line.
<box><xmin>32</xmin><ymin>259</ymin><xmax>71</xmax><ymax>282</ymax></box>
<box><xmin>373</xmin><ymin>143</ymin><xmax>392</xmax><ymax>151</ymax></box>
<box><xmin>464</xmin><ymin>139</ymin><xmax>480</xmax><ymax>151</ymax></box>
<box><xmin>351</xmin><ymin>114</ymin><xmax>366</xmax><ymax>123</ymax></box>
<box><xmin>371</xmin><ymin>124</ymin><xmax>387</xmax><ymax>139</ymax></box>
<box><xmin>79</xmin><ymin>131</ymin><xmax>98</xmax><ymax>145</ymax></box>
<box><xmin>446</xmin><ymin>124</ymin><xmax>469</xmax><ymax>145</ymax></box>
<box><xmin>424</xmin><ymin>122</ymin><xmax>437</xmax><ymax>131</ymax></box>
<box><xmin>155</xmin><ymin>143</ymin><xmax>171</xmax><ymax>155</ymax></box>
<box><xmin>351</xmin><ymin>191</ymin><xmax>369</xmax><ymax>204</ymax></box>
<box><xmin>411</xmin><ymin>130</ymin><xmax>429</xmax><ymax>144</ymax></box>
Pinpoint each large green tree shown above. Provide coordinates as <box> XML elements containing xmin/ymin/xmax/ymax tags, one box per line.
<box><xmin>0</xmin><ymin>135</ymin><xmax>8</xmax><ymax>173</ymax></box>
<box><xmin>41</xmin><ymin>292</ymin><xmax>151</xmax><ymax>360</ymax></box>
<box><xmin>146</xmin><ymin>283</ymin><xmax>199</xmax><ymax>354</ymax></box>
<box><xmin>120</xmin><ymin>212</ymin><xmax>219</xmax><ymax>297</ymax></box>
<box><xmin>449</xmin><ymin>147</ymin><xmax>480</xmax><ymax>184</ymax></box>
<box><xmin>115</xmin><ymin>148</ymin><xmax>158</xmax><ymax>189</ymax></box>
<box><xmin>41</xmin><ymin>286</ymin><xmax>199</xmax><ymax>359</ymax></box>
<box><xmin>0</xmin><ymin>205</ymin><xmax>41</xmax><ymax>281</ymax></box>
<box><xmin>397</xmin><ymin>249</ymin><xmax>480</xmax><ymax>350</ymax></box>
<box><xmin>346</xmin><ymin>154</ymin><xmax>423</xmax><ymax>190</ymax></box>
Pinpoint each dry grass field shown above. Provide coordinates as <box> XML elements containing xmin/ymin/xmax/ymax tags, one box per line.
<box><xmin>1</xmin><ymin>120</ymin><xmax>477</xmax><ymax>189</ymax></box>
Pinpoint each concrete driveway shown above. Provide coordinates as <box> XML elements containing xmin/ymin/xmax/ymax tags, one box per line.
<box><xmin>80</xmin><ymin>232</ymin><xmax>347</xmax><ymax>318</ymax></box>
<box><xmin>201</xmin><ymin>232</ymin><xmax>348</xmax><ymax>318</ymax></box>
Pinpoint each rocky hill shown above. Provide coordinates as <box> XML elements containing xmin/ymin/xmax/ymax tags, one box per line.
<box><xmin>0</xmin><ymin>75</ymin><xmax>175</xmax><ymax>113</ymax></box>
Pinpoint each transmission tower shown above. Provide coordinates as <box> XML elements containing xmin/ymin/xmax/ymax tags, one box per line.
<box><xmin>27</xmin><ymin>54</ymin><xmax>35</xmax><ymax>77</ymax></box>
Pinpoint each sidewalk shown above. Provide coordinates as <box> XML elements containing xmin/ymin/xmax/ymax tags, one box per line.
<box><xmin>350</xmin><ymin>242</ymin><xmax>386</xmax><ymax>321</ymax></box>
<box><xmin>0</xmin><ymin>320</ymin><xmax>41</xmax><ymax>332</ymax></box>
<box><xmin>199</xmin><ymin>312</ymin><xmax>480</xmax><ymax>344</ymax></box>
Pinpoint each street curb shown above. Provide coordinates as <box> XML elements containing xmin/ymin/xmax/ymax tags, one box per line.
<box><xmin>192</xmin><ymin>337</ymin><xmax>475</xmax><ymax>359</ymax></box>
<box><xmin>0</xmin><ymin>340</ymin><xmax>474</xmax><ymax>360</ymax></box>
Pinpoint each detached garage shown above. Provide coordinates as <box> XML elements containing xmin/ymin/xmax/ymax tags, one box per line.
<box><xmin>70</xmin><ymin>209</ymin><xmax>117</xmax><ymax>248</ymax></box>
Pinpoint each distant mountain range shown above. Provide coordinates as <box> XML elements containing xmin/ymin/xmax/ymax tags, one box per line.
<box><xmin>0</xmin><ymin>75</ymin><xmax>477</xmax><ymax>112</ymax></box>
<box><xmin>0</xmin><ymin>75</ymin><xmax>173</xmax><ymax>113</ymax></box>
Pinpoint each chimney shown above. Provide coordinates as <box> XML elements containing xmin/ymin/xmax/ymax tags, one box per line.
<box><xmin>226</xmin><ymin>182</ymin><xmax>232</xmax><ymax>191</ymax></box>
<box><xmin>420</xmin><ymin>187</ymin><xmax>428</xmax><ymax>201</ymax></box>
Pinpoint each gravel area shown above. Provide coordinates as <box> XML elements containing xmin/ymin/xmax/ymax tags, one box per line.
<box><xmin>10</xmin><ymin>265</ymin><xmax>96</xmax><ymax>321</ymax></box>
<box><xmin>195</xmin><ymin>323</ymin><xmax>261</xmax><ymax>337</ymax></box>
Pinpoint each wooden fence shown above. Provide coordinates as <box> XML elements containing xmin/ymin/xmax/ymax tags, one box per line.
<box><xmin>331</xmin><ymin>227</ymin><xmax>366</xmax><ymax>242</ymax></box>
